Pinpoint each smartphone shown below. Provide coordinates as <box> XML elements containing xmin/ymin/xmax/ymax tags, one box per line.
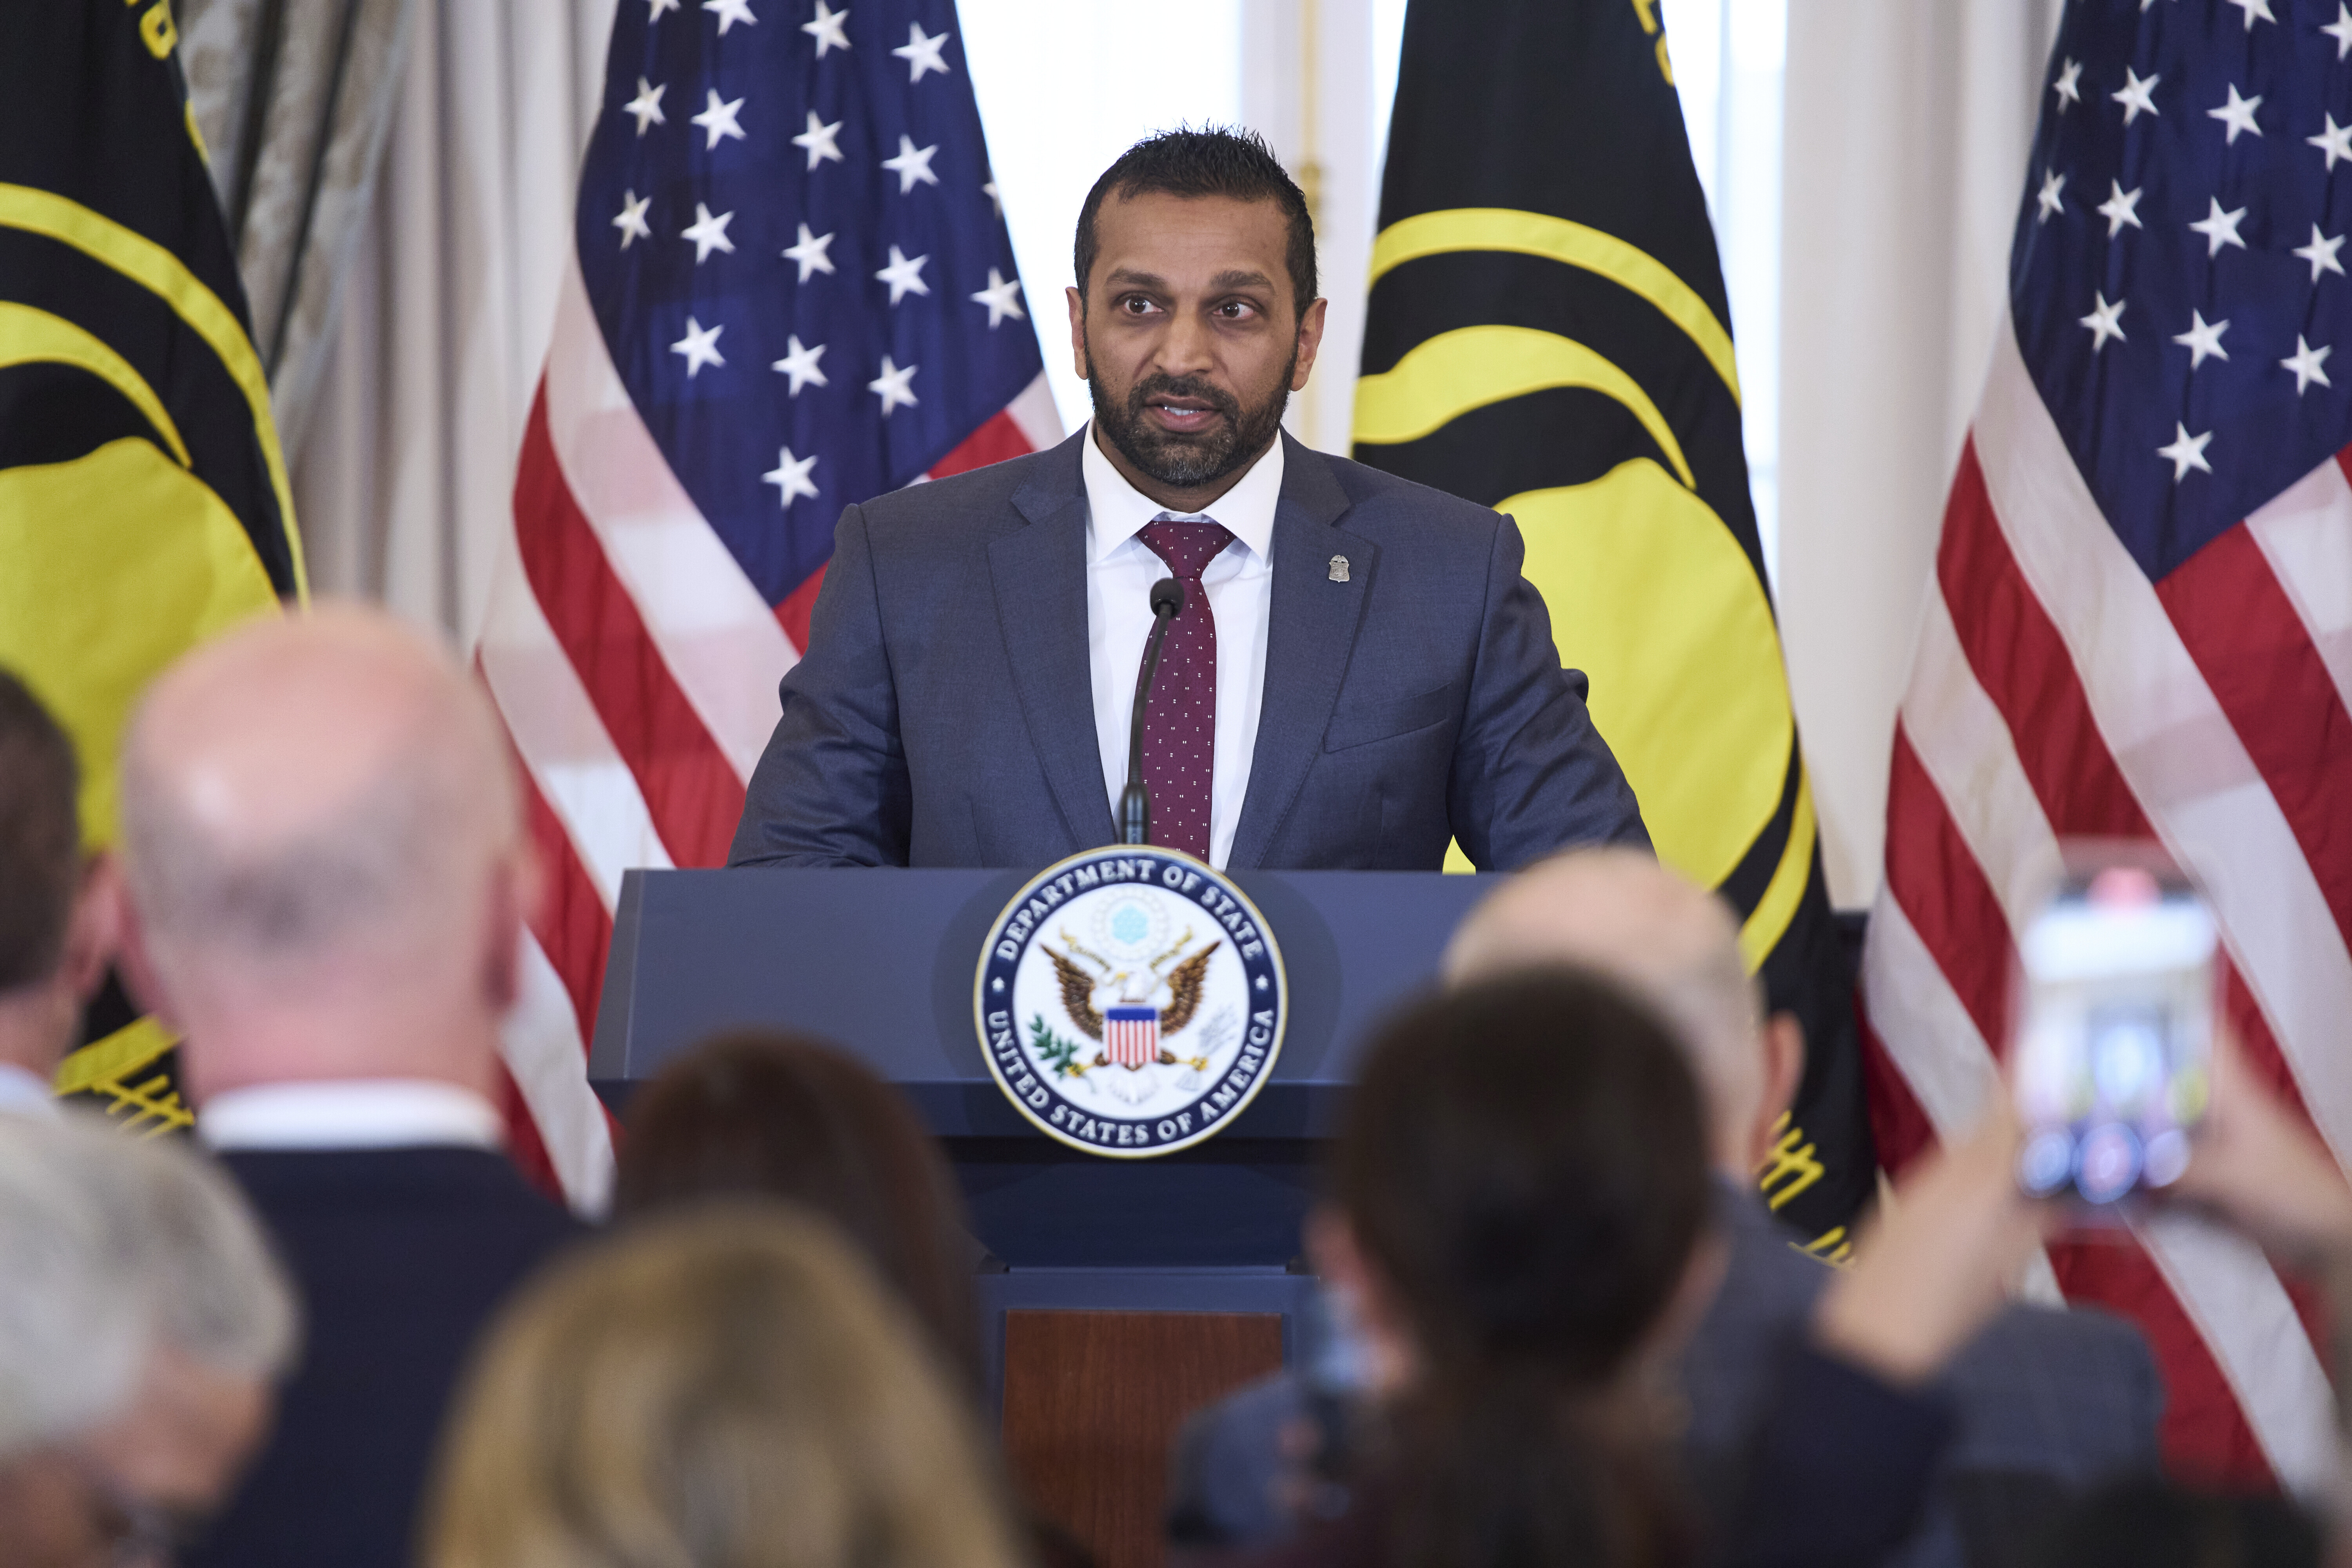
<box><xmin>2012</xmin><ymin>846</ymin><xmax>2219</xmax><ymax>1207</ymax></box>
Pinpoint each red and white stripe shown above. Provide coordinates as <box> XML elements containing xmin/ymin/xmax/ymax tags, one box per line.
<box><xmin>1105</xmin><ymin>1011</ymin><xmax>1159</xmax><ymax>1070</ymax></box>
<box><xmin>1864</xmin><ymin>314</ymin><xmax>2352</xmax><ymax>1492</ymax></box>
<box><xmin>477</xmin><ymin>247</ymin><xmax>1059</xmax><ymax>1213</ymax></box>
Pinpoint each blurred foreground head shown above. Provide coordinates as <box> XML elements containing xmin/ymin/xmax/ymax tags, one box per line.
<box><xmin>0</xmin><ymin>1115</ymin><xmax>297</xmax><ymax>1566</ymax></box>
<box><xmin>1442</xmin><ymin>846</ymin><xmax>1802</xmax><ymax>1174</ymax></box>
<box><xmin>615</xmin><ymin>1029</ymin><xmax>981</xmax><ymax>1387</ymax></box>
<box><xmin>1332</xmin><ymin>970</ymin><xmax>1713</xmax><ymax>1568</ymax></box>
<box><xmin>113</xmin><ymin>604</ymin><xmax>532</xmax><ymax>1103</ymax></box>
<box><xmin>0</xmin><ymin>670</ymin><xmax>113</xmax><ymax>1085</ymax></box>
<box><xmin>1339</xmin><ymin>969</ymin><xmax>1712</xmax><ymax>1391</ymax></box>
<box><xmin>425</xmin><ymin>1205</ymin><xmax>1027</xmax><ymax>1568</ymax></box>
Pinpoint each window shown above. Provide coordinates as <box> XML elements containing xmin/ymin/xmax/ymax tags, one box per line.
<box><xmin>1671</xmin><ymin>0</ymin><xmax>1788</xmax><ymax>588</ymax></box>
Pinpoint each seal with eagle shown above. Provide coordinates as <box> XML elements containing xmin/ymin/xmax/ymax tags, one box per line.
<box><xmin>1040</xmin><ymin>929</ymin><xmax>1216</xmax><ymax>1070</ymax></box>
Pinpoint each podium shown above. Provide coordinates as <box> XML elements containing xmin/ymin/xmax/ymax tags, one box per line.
<box><xmin>590</xmin><ymin>866</ymin><xmax>1488</xmax><ymax>1566</ymax></box>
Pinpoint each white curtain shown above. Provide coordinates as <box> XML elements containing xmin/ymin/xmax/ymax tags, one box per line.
<box><xmin>1777</xmin><ymin>0</ymin><xmax>2063</xmax><ymax>908</ymax></box>
<box><xmin>180</xmin><ymin>0</ymin><xmax>416</xmax><ymax>456</ymax></box>
<box><xmin>289</xmin><ymin>0</ymin><xmax>617</xmax><ymax>641</ymax></box>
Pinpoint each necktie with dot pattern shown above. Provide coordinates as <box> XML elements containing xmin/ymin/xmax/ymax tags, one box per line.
<box><xmin>1134</xmin><ymin>517</ymin><xmax>1235</xmax><ymax>861</ymax></box>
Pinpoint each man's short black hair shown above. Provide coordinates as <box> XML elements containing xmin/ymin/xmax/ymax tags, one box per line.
<box><xmin>0</xmin><ymin>669</ymin><xmax>80</xmax><ymax>991</ymax></box>
<box><xmin>1073</xmin><ymin>126</ymin><xmax>1318</xmax><ymax>313</ymax></box>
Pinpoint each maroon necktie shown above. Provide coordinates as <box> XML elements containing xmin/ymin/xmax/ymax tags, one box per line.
<box><xmin>1136</xmin><ymin>517</ymin><xmax>1235</xmax><ymax>861</ymax></box>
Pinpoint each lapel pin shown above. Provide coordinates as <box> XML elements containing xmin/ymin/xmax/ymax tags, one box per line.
<box><xmin>1328</xmin><ymin>554</ymin><xmax>1350</xmax><ymax>583</ymax></box>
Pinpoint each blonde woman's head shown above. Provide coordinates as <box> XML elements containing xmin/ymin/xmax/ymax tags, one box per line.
<box><xmin>425</xmin><ymin>1203</ymin><xmax>1027</xmax><ymax>1568</ymax></box>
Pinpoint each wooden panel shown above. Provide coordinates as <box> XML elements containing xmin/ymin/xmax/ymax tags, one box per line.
<box><xmin>1001</xmin><ymin>1309</ymin><xmax>1285</xmax><ymax>1568</ymax></box>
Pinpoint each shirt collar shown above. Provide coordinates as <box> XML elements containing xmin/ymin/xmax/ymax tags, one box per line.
<box><xmin>0</xmin><ymin>1063</ymin><xmax>60</xmax><ymax>1120</ymax></box>
<box><xmin>1081</xmin><ymin>421</ymin><xmax>1284</xmax><ymax>566</ymax></box>
<box><xmin>199</xmin><ymin>1079</ymin><xmax>505</xmax><ymax>1153</ymax></box>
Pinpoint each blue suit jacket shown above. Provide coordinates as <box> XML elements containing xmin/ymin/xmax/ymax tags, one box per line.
<box><xmin>730</xmin><ymin>430</ymin><xmax>1647</xmax><ymax>870</ymax></box>
<box><xmin>1169</xmin><ymin>1186</ymin><xmax>2161</xmax><ymax>1568</ymax></box>
<box><xmin>187</xmin><ymin>1147</ymin><xmax>580</xmax><ymax>1568</ymax></box>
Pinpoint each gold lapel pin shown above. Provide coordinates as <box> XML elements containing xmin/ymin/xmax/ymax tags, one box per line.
<box><xmin>1328</xmin><ymin>555</ymin><xmax>1350</xmax><ymax>583</ymax></box>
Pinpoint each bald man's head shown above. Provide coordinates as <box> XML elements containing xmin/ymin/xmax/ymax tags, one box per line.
<box><xmin>116</xmin><ymin>606</ymin><xmax>528</xmax><ymax>1094</ymax></box>
<box><xmin>1443</xmin><ymin>849</ymin><xmax>1793</xmax><ymax>1172</ymax></box>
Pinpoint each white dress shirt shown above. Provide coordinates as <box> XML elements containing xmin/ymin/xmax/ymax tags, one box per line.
<box><xmin>1082</xmin><ymin>424</ymin><xmax>1283</xmax><ymax>869</ymax></box>
<box><xmin>199</xmin><ymin>1079</ymin><xmax>505</xmax><ymax>1152</ymax></box>
<box><xmin>0</xmin><ymin>1062</ymin><xmax>60</xmax><ymax>1120</ymax></box>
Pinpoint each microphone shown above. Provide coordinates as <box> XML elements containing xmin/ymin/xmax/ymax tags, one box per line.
<box><xmin>1119</xmin><ymin>577</ymin><xmax>1186</xmax><ymax>846</ymax></box>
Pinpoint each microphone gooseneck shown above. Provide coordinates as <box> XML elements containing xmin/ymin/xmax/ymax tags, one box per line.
<box><xmin>1119</xmin><ymin>576</ymin><xmax>1186</xmax><ymax>846</ymax></box>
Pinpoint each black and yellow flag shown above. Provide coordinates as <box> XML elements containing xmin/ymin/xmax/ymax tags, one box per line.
<box><xmin>1356</xmin><ymin>0</ymin><xmax>1872</xmax><ymax>1247</ymax></box>
<box><xmin>1</xmin><ymin>0</ymin><xmax>303</xmax><ymax>1130</ymax></box>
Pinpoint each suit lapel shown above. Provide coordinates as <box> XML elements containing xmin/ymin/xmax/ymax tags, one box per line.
<box><xmin>1227</xmin><ymin>435</ymin><xmax>1372</xmax><ymax>869</ymax></box>
<box><xmin>991</xmin><ymin>432</ymin><xmax>1118</xmax><ymax>851</ymax></box>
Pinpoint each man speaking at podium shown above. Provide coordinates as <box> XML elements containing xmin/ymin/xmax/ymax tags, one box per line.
<box><xmin>731</xmin><ymin>129</ymin><xmax>1645</xmax><ymax>873</ymax></box>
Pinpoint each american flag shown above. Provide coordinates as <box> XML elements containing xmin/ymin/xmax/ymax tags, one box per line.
<box><xmin>1864</xmin><ymin>0</ymin><xmax>2352</xmax><ymax>1490</ymax></box>
<box><xmin>474</xmin><ymin>0</ymin><xmax>1058</xmax><ymax>1208</ymax></box>
<box><xmin>1105</xmin><ymin>1005</ymin><xmax>1160</xmax><ymax>1071</ymax></box>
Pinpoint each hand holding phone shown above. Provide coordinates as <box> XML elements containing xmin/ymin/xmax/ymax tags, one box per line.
<box><xmin>2171</xmin><ymin>1032</ymin><xmax>2352</xmax><ymax>1265</ymax></box>
<box><xmin>1817</xmin><ymin>1107</ymin><xmax>2053</xmax><ymax>1385</ymax></box>
<box><xmin>2012</xmin><ymin>848</ymin><xmax>2218</xmax><ymax>1208</ymax></box>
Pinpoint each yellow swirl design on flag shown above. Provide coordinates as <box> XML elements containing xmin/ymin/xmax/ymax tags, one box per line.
<box><xmin>1354</xmin><ymin>325</ymin><xmax>1697</xmax><ymax>488</ymax></box>
<box><xmin>0</xmin><ymin>439</ymin><xmax>282</xmax><ymax>847</ymax></box>
<box><xmin>1360</xmin><ymin>207</ymin><xmax>1809</xmax><ymax>969</ymax></box>
<box><xmin>0</xmin><ymin>181</ymin><xmax>305</xmax><ymax>589</ymax></box>
<box><xmin>0</xmin><ymin>301</ymin><xmax>192</xmax><ymax>466</ymax></box>
<box><xmin>1739</xmin><ymin>771</ymin><xmax>1816</xmax><ymax>974</ymax></box>
<box><xmin>1502</xmin><ymin>459</ymin><xmax>1792</xmax><ymax>903</ymax></box>
<box><xmin>1367</xmin><ymin>207</ymin><xmax>1742</xmax><ymax>402</ymax></box>
<box><xmin>52</xmin><ymin>1016</ymin><xmax>191</xmax><ymax>1137</ymax></box>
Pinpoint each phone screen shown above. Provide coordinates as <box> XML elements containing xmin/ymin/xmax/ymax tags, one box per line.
<box><xmin>2013</xmin><ymin>855</ymin><xmax>2218</xmax><ymax>1206</ymax></box>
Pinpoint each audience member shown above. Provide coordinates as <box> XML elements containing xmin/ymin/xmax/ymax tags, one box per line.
<box><xmin>616</xmin><ymin>1030</ymin><xmax>1102</xmax><ymax>1568</ymax></box>
<box><xmin>1245</xmin><ymin>969</ymin><xmax>2047</xmax><ymax>1568</ymax></box>
<box><xmin>0</xmin><ymin>670</ymin><xmax>114</xmax><ymax>1118</ymax></box>
<box><xmin>1305</xmin><ymin>969</ymin><xmax>1715</xmax><ymax>1568</ymax></box>
<box><xmin>110</xmin><ymin>604</ymin><xmax>580</xmax><ymax>1568</ymax></box>
<box><xmin>423</xmin><ymin>1203</ymin><xmax>1031</xmax><ymax>1568</ymax></box>
<box><xmin>615</xmin><ymin>1028</ymin><xmax>982</xmax><ymax>1386</ymax></box>
<box><xmin>1170</xmin><ymin>849</ymin><xmax>2158</xmax><ymax>1567</ymax></box>
<box><xmin>0</xmin><ymin>1114</ymin><xmax>297</xmax><ymax>1567</ymax></box>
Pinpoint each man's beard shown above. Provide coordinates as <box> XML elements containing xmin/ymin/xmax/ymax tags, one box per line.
<box><xmin>1087</xmin><ymin>341</ymin><xmax>1296</xmax><ymax>491</ymax></box>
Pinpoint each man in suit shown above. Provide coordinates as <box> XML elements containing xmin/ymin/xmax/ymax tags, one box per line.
<box><xmin>0</xmin><ymin>670</ymin><xmax>114</xmax><ymax>1120</ymax></box>
<box><xmin>732</xmin><ymin>127</ymin><xmax>1645</xmax><ymax>872</ymax></box>
<box><xmin>1167</xmin><ymin>849</ymin><xmax>2161</xmax><ymax>1567</ymax></box>
<box><xmin>111</xmin><ymin>606</ymin><xmax>580</xmax><ymax>1568</ymax></box>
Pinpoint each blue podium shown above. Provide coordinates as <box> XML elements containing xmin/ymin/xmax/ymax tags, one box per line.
<box><xmin>589</xmin><ymin>866</ymin><xmax>1487</xmax><ymax>1272</ymax></box>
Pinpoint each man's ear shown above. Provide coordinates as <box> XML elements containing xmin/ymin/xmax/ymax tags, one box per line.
<box><xmin>1289</xmin><ymin>296</ymin><xmax>1329</xmax><ymax>391</ymax></box>
<box><xmin>58</xmin><ymin>854</ymin><xmax>120</xmax><ymax>1001</ymax></box>
<box><xmin>481</xmin><ymin>843</ymin><xmax>542</xmax><ymax>1016</ymax></box>
<box><xmin>100</xmin><ymin>861</ymin><xmax>179</xmax><ymax>1031</ymax></box>
<box><xmin>1747</xmin><ymin>1011</ymin><xmax>1808</xmax><ymax>1169</ymax></box>
<box><xmin>1065</xmin><ymin>285</ymin><xmax>1089</xmax><ymax>379</ymax></box>
<box><xmin>512</xmin><ymin>838</ymin><xmax>546</xmax><ymax>937</ymax></box>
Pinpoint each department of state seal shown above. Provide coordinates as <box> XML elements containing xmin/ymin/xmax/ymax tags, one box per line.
<box><xmin>973</xmin><ymin>847</ymin><xmax>1286</xmax><ymax>1158</ymax></box>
